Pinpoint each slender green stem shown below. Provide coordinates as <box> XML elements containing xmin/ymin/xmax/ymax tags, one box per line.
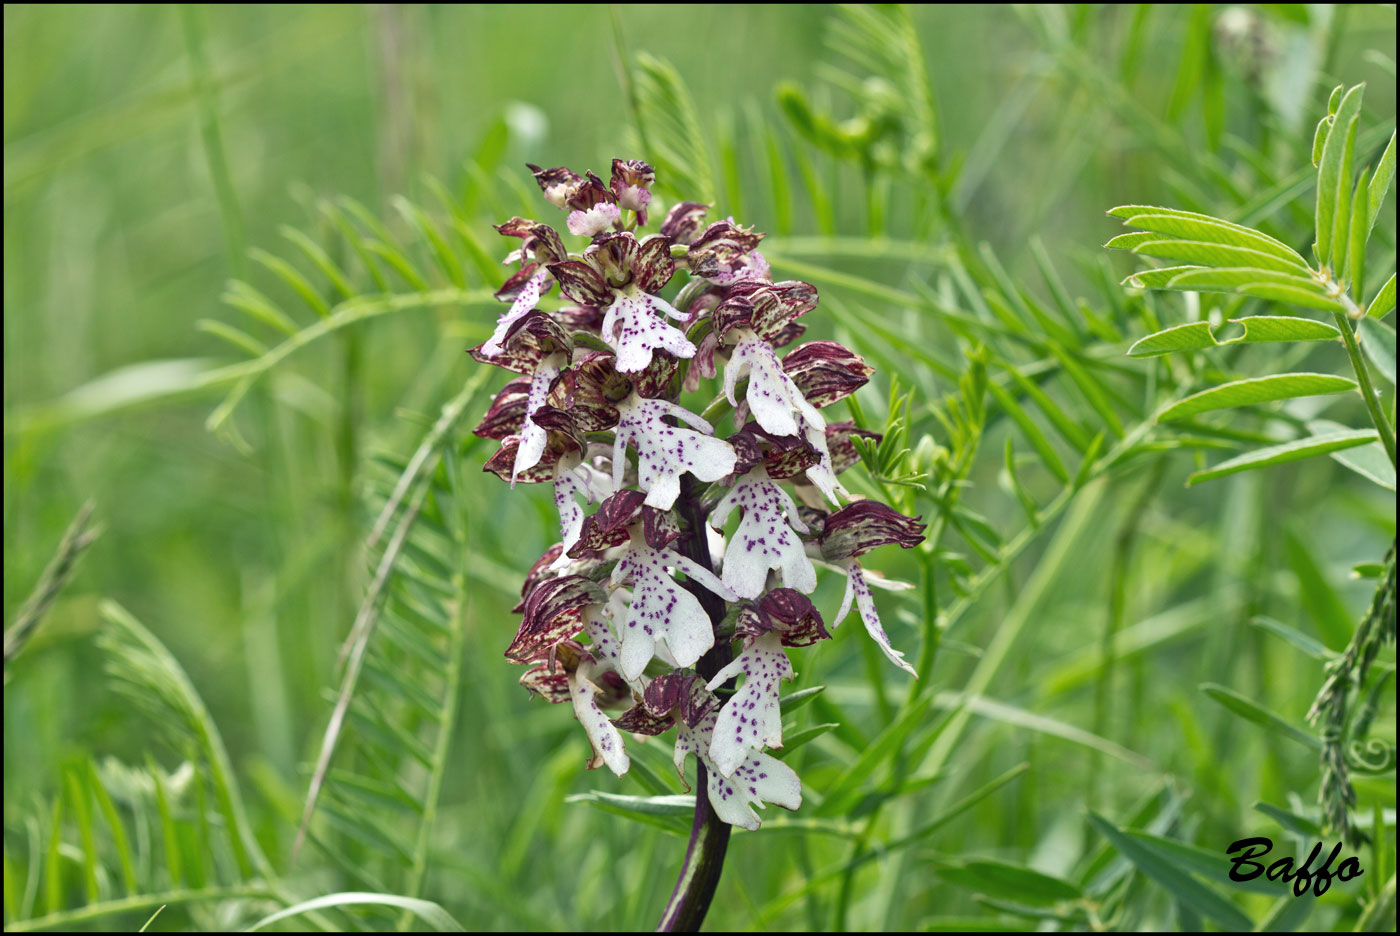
<box><xmin>1331</xmin><ymin>307</ymin><xmax>1397</xmax><ymax>468</ymax></box>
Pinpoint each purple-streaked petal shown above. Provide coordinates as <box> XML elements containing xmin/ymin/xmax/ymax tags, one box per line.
<box><xmin>519</xmin><ymin>664</ymin><xmax>572</xmax><ymax>703</ymax></box>
<box><xmin>612</xmin><ymin>703</ymin><xmax>673</xmax><ymax>736</ymax></box>
<box><xmin>473</xmin><ymin>377</ymin><xmax>532</xmax><ymax>439</ymax></box>
<box><xmin>505</xmin><ymin>575</ymin><xmax>606</xmax><ymax>662</ymax></box>
<box><xmin>819</xmin><ymin>501</ymin><xmax>926</xmax><ymax>561</ymax></box>
<box><xmin>550</xmin><ymin>351</ymin><xmax>627</xmax><ymax>432</ymax></box>
<box><xmin>705</xmin><ymin>632</ymin><xmax>793</xmax><ymax>775</ymax></box>
<box><xmin>633</xmin><ymin>233</ymin><xmax>675</xmax><ymax>293</ymax></box>
<box><xmin>659</xmin><ymin>201</ymin><xmax>710</xmax><ymax>245</ymax></box>
<box><xmin>548</xmin><ymin>259</ymin><xmax>613</xmax><ymax>307</ymax></box>
<box><xmin>782</xmin><ymin>340</ymin><xmax>873</xmax><ymax>408</ymax></box>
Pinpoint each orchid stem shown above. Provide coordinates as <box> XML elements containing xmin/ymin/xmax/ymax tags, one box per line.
<box><xmin>657</xmin><ymin>475</ymin><xmax>733</xmax><ymax>931</ymax></box>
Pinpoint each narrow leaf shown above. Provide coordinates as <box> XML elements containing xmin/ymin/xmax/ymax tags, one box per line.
<box><xmin>1158</xmin><ymin>373</ymin><xmax>1356</xmax><ymax>422</ymax></box>
<box><xmin>1129</xmin><ymin>239</ymin><xmax>1307</xmax><ymax>275</ymax></box>
<box><xmin>1367</xmin><ymin>130</ymin><xmax>1396</xmax><ymax>239</ymax></box>
<box><xmin>1367</xmin><ymin>273</ymin><xmax>1396</xmax><ymax>319</ymax></box>
<box><xmin>1200</xmin><ymin>683</ymin><xmax>1320</xmax><ymax>749</ymax></box>
<box><xmin>1357</xmin><ymin>317</ymin><xmax>1396</xmax><ymax>386</ymax></box>
<box><xmin>936</xmin><ymin>860</ymin><xmax>1082</xmax><ymax>906</ymax></box>
<box><xmin>1087</xmin><ymin>812</ymin><xmax>1253</xmax><ymax>931</ymax></box>
<box><xmin>1316</xmin><ymin>84</ymin><xmax>1365</xmax><ymax>265</ymax></box>
<box><xmin>1186</xmin><ymin>430</ymin><xmax>1377</xmax><ymax>485</ymax></box>
<box><xmin>1122</xmin><ymin>213</ymin><xmax>1308</xmax><ymax>268</ymax></box>
<box><xmin>1230</xmin><ymin>316</ymin><xmax>1339</xmax><ymax>343</ymax></box>
<box><xmin>1126</xmin><ymin>321</ymin><xmax>1218</xmax><ymax>357</ymax></box>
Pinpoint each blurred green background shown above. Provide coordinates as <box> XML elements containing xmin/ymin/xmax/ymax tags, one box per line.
<box><xmin>4</xmin><ymin>4</ymin><xmax>1397</xmax><ymax>931</ymax></box>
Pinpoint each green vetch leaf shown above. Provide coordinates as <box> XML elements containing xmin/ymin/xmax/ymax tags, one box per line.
<box><xmin>1127</xmin><ymin>239</ymin><xmax>1309</xmax><ymax>275</ymax></box>
<box><xmin>1200</xmin><ymin>683</ymin><xmax>1320</xmax><ymax>749</ymax></box>
<box><xmin>1186</xmin><ymin>429</ymin><xmax>1378</xmax><ymax>485</ymax></box>
<box><xmin>1367</xmin><ymin>130</ymin><xmax>1396</xmax><ymax>241</ymax></box>
<box><xmin>1357</xmin><ymin>317</ymin><xmax>1396</xmax><ymax>386</ymax></box>
<box><xmin>1316</xmin><ymin>84</ymin><xmax>1365</xmax><ymax>265</ymax></box>
<box><xmin>936</xmin><ymin>859</ymin><xmax>1083</xmax><ymax>906</ymax></box>
<box><xmin>246</xmin><ymin>892</ymin><xmax>464</xmax><ymax>932</ymax></box>
<box><xmin>1230</xmin><ymin>316</ymin><xmax>1340</xmax><ymax>343</ymax></box>
<box><xmin>1230</xmin><ymin>282</ymin><xmax>1346</xmax><ymax>313</ymax></box>
<box><xmin>1312</xmin><ymin>114</ymin><xmax>1333</xmax><ymax>167</ymax></box>
<box><xmin>1087</xmin><ymin>812</ymin><xmax>1253</xmax><ymax>931</ymax></box>
<box><xmin>1158</xmin><ymin>373</ymin><xmax>1356</xmax><ymax>422</ymax></box>
<box><xmin>1117</xmin><ymin>213</ymin><xmax>1309</xmax><ymax>268</ymax></box>
<box><xmin>1367</xmin><ymin>273</ymin><xmax>1396</xmax><ymax>319</ymax></box>
<box><xmin>1163</xmin><ymin>266</ymin><xmax>1325</xmax><ymax>295</ymax></box>
<box><xmin>1331</xmin><ymin>441</ymin><xmax>1397</xmax><ymax>491</ymax></box>
<box><xmin>1127</xmin><ymin>322</ymin><xmax>1219</xmax><ymax>357</ymax></box>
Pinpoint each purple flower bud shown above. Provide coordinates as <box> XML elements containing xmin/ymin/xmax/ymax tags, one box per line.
<box><xmin>643</xmin><ymin>673</ymin><xmax>716</xmax><ymax>726</ymax></box>
<box><xmin>782</xmin><ymin>341</ymin><xmax>873</xmax><ymax>408</ymax></box>
<box><xmin>734</xmin><ymin>588</ymin><xmax>830</xmax><ymax>647</ymax></box>
<box><xmin>610</xmin><ymin>158</ymin><xmax>656</xmax><ymax>220</ymax></box>
<box><xmin>494</xmin><ymin>217</ymin><xmax>569</xmax><ymax>265</ymax></box>
<box><xmin>819</xmin><ymin>501</ymin><xmax>926</xmax><ymax>561</ymax></box>
<box><xmin>519</xmin><ymin>663</ymin><xmax>573</xmax><ymax>703</ymax></box>
<box><xmin>571</xmin><ymin>490</ymin><xmax>678</xmax><ymax>556</ymax></box>
<box><xmin>824</xmin><ymin>421</ymin><xmax>882</xmax><ymax>474</ymax></box>
<box><xmin>686</xmin><ymin>220</ymin><xmax>764</xmax><ymax>279</ymax></box>
<box><xmin>526</xmin><ymin>164</ymin><xmax>583</xmax><ymax>208</ymax></box>
<box><xmin>506</xmin><ymin>576</ymin><xmax>608</xmax><ymax>663</ymax></box>
<box><xmin>565</xmin><ymin>172</ymin><xmax>621</xmax><ymax>236</ymax></box>
<box><xmin>726</xmin><ymin>422</ymin><xmax>819</xmax><ymax>480</ymax></box>
<box><xmin>659</xmin><ymin>201</ymin><xmax>710</xmax><ymax>244</ymax></box>
<box><xmin>713</xmin><ymin>280</ymin><xmax>819</xmax><ymax>343</ymax></box>
<box><xmin>473</xmin><ymin>377</ymin><xmax>532</xmax><ymax>439</ymax></box>
<box><xmin>549</xmin><ymin>351</ymin><xmax>629</xmax><ymax>431</ymax></box>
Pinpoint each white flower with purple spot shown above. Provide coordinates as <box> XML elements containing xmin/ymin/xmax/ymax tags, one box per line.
<box><xmin>602</xmin><ymin>290</ymin><xmax>696</xmax><ymax>372</ymax></box>
<box><xmin>704</xmin><ymin>632</ymin><xmax>793</xmax><ymax>776</ymax></box>
<box><xmin>674</xmin><ymin>699</ymin><xmax>801</xmax><ymax>831</ymax></box>
<box><xmin>612</xmin><ymin>393</ymin><xmax>737</xmax><ymax>511</ymax></box>
<box><xmin>609</xmin><ymin>530</ymin><xmax>737</xmax><ymax>680</ymax></box>
<box><xmin>711</xmin><ymin>466</ymin><xmax>816</xmax><ymax>599</ymax></box>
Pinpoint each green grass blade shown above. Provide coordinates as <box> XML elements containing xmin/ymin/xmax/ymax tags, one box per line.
<box><xmin>1186</xmin><ymin>430</ymin><xmax>1377</xmax><ymax>485</ymax></box>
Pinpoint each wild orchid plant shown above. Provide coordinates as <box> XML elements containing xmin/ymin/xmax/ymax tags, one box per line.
<box><xmin>468</xmin><ymin>158</ymin><xmax>925</xmax><ymax>925</ymax></box>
